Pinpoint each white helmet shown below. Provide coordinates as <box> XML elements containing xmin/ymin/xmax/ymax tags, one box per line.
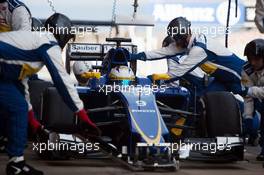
<box><xmin>73</xmin><ymin>61</ymin><xmax>93</xmax><ymax>85</ymax></box>
<box><xmin>73</xmin><ymin>61</ymin><xmax>93</xmax><ymax>75</ymax></box>
<box><xmin>109</xmin><ymin>66</ymin><xmax>135</xmax><ymax>81</ymax></box>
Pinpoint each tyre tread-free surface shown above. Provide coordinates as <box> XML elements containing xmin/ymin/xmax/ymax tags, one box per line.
<box><xmin>42</xmin><ymin>87</ymin><xmax>75</xmax><ymax>133</ymax></box>
<box><xmin>203</xmin><ymin>92</ymin><xmax>241</xmax><ymax>137</ymax></box>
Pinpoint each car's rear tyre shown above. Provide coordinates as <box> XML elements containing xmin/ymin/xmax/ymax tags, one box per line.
<box><xmin>200</xmin><ymin>92</ymin><xmax>242</xmax><ymax>137</ymax></box>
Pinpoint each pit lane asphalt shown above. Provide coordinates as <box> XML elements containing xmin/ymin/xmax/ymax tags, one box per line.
<box><xmin>0</xmin><ymin>145</ymin><xmax>263</xmax><ymax>175</ymax></box>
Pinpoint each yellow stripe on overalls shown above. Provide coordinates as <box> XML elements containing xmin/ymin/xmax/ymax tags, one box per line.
<box><xmin>200</xmin><ymin>63</ymin><xmax>218</xmax><ymax>75</ymax></box>
<box><xmin>0</xmin><ymin>25</ymin><xmax>40</xmax><ymax>80</ymax></box>
<box><xmin>19</xmin><ymin>64</ymin><xmax>40</xmax><ymax>80</ymax></box>
<box><xmin>0</xmin><ymin>25</ymin><xmax>11</xmax><ymax>32</ymax></box>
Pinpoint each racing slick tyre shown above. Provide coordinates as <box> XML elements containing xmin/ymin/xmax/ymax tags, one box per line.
<box><xmin>35</xmin><ymin>87</ymin><xmax>75</xmax><ymax>160</ymax></box>
<box><xmin>42</xmin><ymin>87</ymin><xmax>76</xmax><ymax>133</ymax></box>
<box><xmin>201</xmin><ymin>92</ymin><xmax>242</xmax><ymax>137</ymax></box>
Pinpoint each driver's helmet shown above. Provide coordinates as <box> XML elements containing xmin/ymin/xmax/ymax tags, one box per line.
<box><xmin>73</xmin><ymin>61</ymin><xmax>93</xmax><ymax>85</ymax></box>
<box><xmin>109</xmin><ymin>66</ymin><xmax>135</xmax><ymax>85</ymax></box>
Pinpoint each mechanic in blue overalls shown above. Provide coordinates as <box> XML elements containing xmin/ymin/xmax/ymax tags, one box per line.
<box><xmin>161</xmin><ymin>35</ymin><xmax>260</xmax><ymax>145</ymax></box>
<box><xmin>131</xmin><ymin>17</ymin><xmax>246</xmax><ymax>95</ymax></box>
<box><xmin>0</xmin><ymin>13</ymin><xmax>100</xmax><ymax>175</ymax></box>
<box><xmin>0</xmin><ymin>0</ymin><xmax>45</xmax><ymax>155</ymax></box>
<box><xmin>160</xmin><ymin>35</ymin><xmax>207</xmax><ymax>97</ymax></box>
<box><xmin>242</xmin><ymin>39</ymin><xmax>264</xmax><ymax>161</ymax></box>
<box><xmin>131</xmin><ymin>17</ymin><xmax>249</xmax><ymax>141</ymax></box>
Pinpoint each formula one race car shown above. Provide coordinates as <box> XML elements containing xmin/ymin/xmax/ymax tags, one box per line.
<box><xmin>30</xmin><ymin>38</ymin><xmax>179</xmax><ymax>171</ymax></box>
<box><xmin>29</xmin><ymin>38</ymin><xmax>243</xmax><ymax>171</ymax></box>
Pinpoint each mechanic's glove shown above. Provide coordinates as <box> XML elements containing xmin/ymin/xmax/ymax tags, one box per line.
<box><xmin>28</xmin><ymin>110</ymin><xmax>50</xmax><ymax>142</ymax></box>
<box><xmin>28</xmin><ymin>109</ymin><xmax>42</xmax><ymax>134</ymax></box>
<box><xmin>81</xmin><ymin>72</ymin><xmax>101</xmax><ymax>79</ymax></box>
<box><xmin>76</xmin><ymin>109</ymin><xmax>101</xmax><ymax>137</ymax></box>
<box><xmin>130</xmin><ymin>52</ymin><xmax>147</xmax><ymax>61</ymax></box>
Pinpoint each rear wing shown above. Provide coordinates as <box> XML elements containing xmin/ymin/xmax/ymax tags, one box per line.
<box><xmin>65</xmin><ymin>43</ymin><xmax>138</xmax><ymax>74</ymax></box>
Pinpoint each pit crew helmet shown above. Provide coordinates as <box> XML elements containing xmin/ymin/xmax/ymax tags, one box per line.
<box><xmin>162</xmin><ymin>36</ymin><xmax>175</xmax><ymax>47</ymax></box>
<box><xmin>244</xmin><ymin>39</ymin><xmax>264</xmax><ymax>58</ymax></box>
<box><xmin>167</xmin><ymin>17</ymin><xmax>191</xmax><ymax>47</ymax></box>
<box><xmin>45</xmin><ymin>13</ymin><xmax>75</xmax><ymax>49</ymax></box>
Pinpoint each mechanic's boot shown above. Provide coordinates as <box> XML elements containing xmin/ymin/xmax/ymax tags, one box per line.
<box><xmin>6</xmin><ymin>158</ymin><xmax>43</xmax><ymax>175</ymax></box>
<box><xmin>248</xmin><ymin>136</ymin><xmax>259</xmax><ymax>146</ymax></box>
<box><xmin>0</xmin><ymin>136</ymin><xmax>7</xmax><ymax>153</ymax></box>
<box><xmin>257</xmin><ymin>146</ymin><xmax>264</xmax><ymax>161</ymax></box>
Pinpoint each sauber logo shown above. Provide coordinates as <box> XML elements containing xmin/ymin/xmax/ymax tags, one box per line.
<box><xmin>135</xmin><ymin>100</ymin><xmax>147</xmax><ymax>107</ymax></box>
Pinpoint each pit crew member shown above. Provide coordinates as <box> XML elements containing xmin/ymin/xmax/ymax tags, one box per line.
<box><xmin>0</xmin><ymin>13</ymin><xmax>100</xmax><ymax>175</ymax></box>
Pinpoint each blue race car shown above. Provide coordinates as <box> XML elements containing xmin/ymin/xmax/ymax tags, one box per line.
<box><xmin>30</xmin><ymin>38</ymin><xmax>243</xmax><ymax>171</ymax></box>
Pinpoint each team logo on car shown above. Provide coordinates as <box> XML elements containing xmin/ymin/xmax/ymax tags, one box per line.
<box><xmin>136</xmin><ymin>100</ymin><xmax>147</xmax><ymax>107</ymax></box>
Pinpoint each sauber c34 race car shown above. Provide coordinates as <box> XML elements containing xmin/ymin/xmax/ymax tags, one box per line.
<box><xmin>29</xmin><ymin>38</ymin><xmax>244</xmax><ymax>171</ymax></box>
